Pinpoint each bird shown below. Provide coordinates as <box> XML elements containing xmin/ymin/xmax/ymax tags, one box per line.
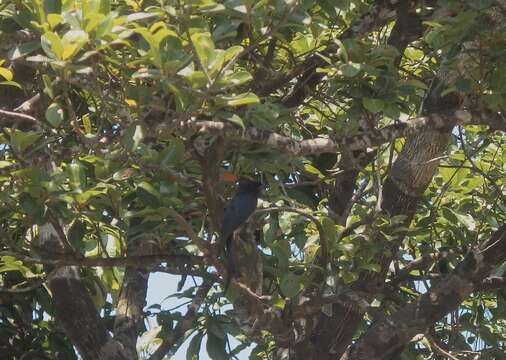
<box><xmin>220</xmin><ymin>179</ymin><xmax>262</xmax><ymax>291</ymax></box>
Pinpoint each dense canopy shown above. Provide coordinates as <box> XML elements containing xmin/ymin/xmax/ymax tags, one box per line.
<box><xmin>0</xmin><ymin>0</ymin><xmax>505</xmax><ymax>359</ymax></box>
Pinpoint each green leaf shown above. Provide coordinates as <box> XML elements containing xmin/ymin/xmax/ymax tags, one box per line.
<box><xmin>61</xmin><ymin>30</ymin><xmax>89</xmax><ymax>60</ymax></box>
<box><xmin>187</xmin><ymin>331</ymin><xmax>204</xmax><ymax>360</ymax></box>
<box><xmin>0</xmin><ymin>81</ymin><xmax>22</xmax><ymax>89</ymax></box>
<box><xmin>159</xmin><ymin>35</ymin><xmax>187</xmax><ymax>73</ymax></box>
<box><xmin>126</xmin><ymin>12</ymin><xmax>158</xmax><ymax>23</ymax></box>
<box><xmin>341</xmin><ymin>271</ymin><xmax>358</xmax><ymax>284</ymax></box>
<box><xmin>271</xmin><ymin>240</ymin><xmax>291</xmax><ymax>270</ymax></box>
<box><xmin>334</xmin><ymin>38</ymin><xmax>349</xmax><ymax>62</ymax></box>
<box><xmin>165</xmin><ymin>82</ymin><xmax>190</xmax><ymax>112</ymax></box>
<box><xmin>206</xmin><ymin>332</ymin><xmax>228</xmax><ymax>360</ymax></box>
<box><xmin>246</xmin><ymin>102</ymin><xmax>282</xmax><ymax>130</ymax></box>
<box><xmin>339</xmin><ymin>63</ymin><xmax>361</xmax><ymax>77</ymax></box>
<box><xmin>291</xmin><ymin>33</ymin><xmax>315</xmax><ymax>55</ymax></box>
<box><xmin>132</xmin><ymin>68</ymin><xmax>162</xmax><ymax>79</ymax></box>
<box><xmin>0</xmin><ymin>161</ymin><xmax>12</xmax><ymax>169</ymax></box>
<box><xmin>95</xmin><ymin>12</ymin><xmax>115</xmax><ymax>38</ymax></box>
<box><xmin>191</xmin><ymin>0</ymin><xmax>226</xmax><ymax>13</ymax></box>
<box><xmin>441</xmin><ymin>207</ymin><xmax>476</xmax><ymax>230</ymax></box>
<box><xmin>19</xmin><ymin>192</ymin><xmax>45</xmax><ymax>223</ymax></box>
<box><xmin>215</xmin><ymin>70</ymin><xmax>252</xmax><ymax>88</ymax></box>
<box><xmin>399</xmin><ymin>286</ymin><xmax>419</xmax><ymax>297</ymax></box>
<box><xmin>207</xmin><ymin>318</ymin><xmax>226</xmax><ymax>339</ymax></box>
<box><xmin>207</xmin><ymin>49</ymin><xmax>225</xmax><ymax>76</ymax></box>
<box><xmin>67</xmin><ymin>162</ymin><xmax>86</xmax><ymax>190</ymax></box>
<box><xmin>304</xmin><ymin>163</ymin><xmax>323</xmax><ymax>178</ymax></box>
<box><xmin>0</xmin><ymin>68</ymin><xmax>13</xmax><ymax>81</ymax></box>
<box><xmin>158</xmin><ymin>137</ymin><xmax>185</xmax><ymax>165</ymax></box>
<box><xmin>45</xmin><ymin>102</ymin><xmax>65</xmax><ymax>127</ymax></box>
<box><xmin>121</xmin><ymin>123</ymin><xmax>144</xmax><ymax>152</ymax></box>
<box><xmin>279</xmin><ymin>272</ymin><xmax>303</xmax><ymax>298</ymax></box>
<box><xmin>75</xmin><ymin>188</ymin><xmax>107</xmax><ymax>204</ymax></box>
<box><xmin>43</xmin><ymin>0</ymin><xmax>62</xmax><ymax>14</ymax></box>
<box><xmin>42</xmin><ymin>74</ymin><xmax>55</xmax><ymax>98</ymax></box>
<box><xmin>215</xmin><ymin>92</ymin><xmax>259</xmax><ymax>107</ymax></box>
<box><xmin>439</xmin><ymin>166</ymin><xmax>470</xmax><ymax>187</ymax></box>
<box><xmin>321</xmin><ymin>216</ymin><xmax>337</xmax><ymax>243</ymax></box>
<box><xmin>191</xmin><ymin>32</ymin><xmax>215</xmax><ymax>70</ymax></box>
<box><xmin>47</xmin><ymin>13</ymin><xmax>63</xmax><ymax>28</ymax></box>
<box><xmin>403</xmin><ymin>79</ymin><xmax>428</xmax><ymax>90</ymax></box>
<box><xmin>182</xmin><ymin>71</ymin><xmax>208</xmax><ymax>89</ymax></box>
<box><xmin>68</xmin><ymin>220</ymin><xmax>86</xmax><ymax>249</ymax></box>
<box><xmin>137</xmin><ymin>181</ymin><xmax>160</xmax><ymax>207</ymax></box>
<box><xmin>223</xmin><ymin>45</ymin><xmax>243</xmax><ymax>62</ymax></box>
<box><xmin>41</xmin><ymin>31</ymin><xmax>63</xmax><ymax>60</ymax></box>
<box><xmin>362</xmin><ymin>98</ymin><xmax>385</xmax><ymax>113</ymax></box>
<box><xmin>10</xmin><ymin>130</ymin><xmax>41</xmax><ymax>153</ymax></box>
<box><xmin>279</xmin><ymin>212</ymin><xmax>294</xmax><ymax>234</ymax></box>
<box><xmin>359</xmin><ymin>263</ymin><xmax>381</xmax><ymax>272</ymax></box>
<box><xmin>218</xmin><ymin>112</ymin><xmax>244</xmax><ymax>129</ymax></box>
<box><xmin>0</xmin><ymin>256</ymin><xmax>34</xmax><ymax>277</ymax></box>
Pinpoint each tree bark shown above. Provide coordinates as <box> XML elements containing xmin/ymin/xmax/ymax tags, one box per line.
<box><xmin>113</xmin><ymin>235</ymin><xmax>152</xmax><ymax>359</ymax></box>
<box><xmin>341</xmin><ymin>225</ymin><xmax>506</xmax><ymax>359</ymax></box>
<box><xmin>40</xmin><ymin>223</ymin><xmax>131</xmax><ymax>360</ymax></box>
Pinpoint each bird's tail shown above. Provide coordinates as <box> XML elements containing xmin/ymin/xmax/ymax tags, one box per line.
<box><xmin>224</xmin><ymin>235</ymin><xmax>237</xmax><ymax>292</ymax></box>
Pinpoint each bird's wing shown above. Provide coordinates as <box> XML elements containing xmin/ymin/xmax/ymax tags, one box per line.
<box><xmin>220</xmin><ymin>193</ymin><xmax>257</xmax><ymax>240</ymax></box>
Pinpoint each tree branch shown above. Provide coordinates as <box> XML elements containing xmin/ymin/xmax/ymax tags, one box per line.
<box><xmin>113</xmin><ymin>236</ymin><xmax>153</xmax><ymax>359</ymax></box>
<box><xmin>160</xmin><ymin>110</ymin><xmax>474</xmax><ymax>156</ymax></box>
<box><xmin>149</xmin><ymin>280</ymin><xmax>213</xmax><ymax>360</ymax></box>
<box><xmin>479</xmin><ymin>275</ymin><xmax>506</xmax><ymax>291</ymax></box>
<box><xmin>38</xmin><ymin>223</ymin><xmax>130</xmax><ymax>360</ymax></box>
<box><xmin>0</xmin><ymin>251</ymin><xmax>204</xmax><ymax>268</ymax></box>
<box><xmin>341</xmin><ymin>225</ymin><xmax>506</xmax><ymax>360</ymax></box>
<box><xmin>0</xmin><ymin>108</ymin><xmax>41</xmax><ymax>130</ymax></box>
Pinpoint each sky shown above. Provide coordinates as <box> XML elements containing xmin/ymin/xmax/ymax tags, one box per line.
<box><xmin>145</xmin><ymin>272</ymin><xmax>253</xmax><ymax>360</ymax></box>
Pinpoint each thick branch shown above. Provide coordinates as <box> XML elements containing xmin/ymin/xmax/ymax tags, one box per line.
<box><xmin>470</xmin><ymin>108</ymin><xmax>506</xmax><ymax>132</ymax></box>
<box><xmin>0</xmin><ymin>251</ymin><xmax>204</xmax><ymax>268</ymax></box>
<box><xmin>113</xmin><ymin>236</ymin><xmax>153</xmax><ymax>359</ymax></box>
<box><xmin>161</xmin><ymin>110</ymin><xmax>473</xmax><ymax>156</ymax></box>
<box><xmin>38</xmin><ymin>223</ymin><xmax>130</xmax><ymax>360</ymax></box>
<box><xmin>341</xmin><ymin>225</ymin><xmax>506</xmax><ymax>360</ymax></box>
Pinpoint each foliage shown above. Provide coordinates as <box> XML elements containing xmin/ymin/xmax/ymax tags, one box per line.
<box><xmin>0</xmin><ymin>0</ymin><xmax>505</xmax><ymax>359</ymax></box>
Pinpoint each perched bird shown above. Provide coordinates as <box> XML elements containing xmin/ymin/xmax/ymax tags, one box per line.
<box><xmin>221</xmin><ymin>179</ymin><xmax>262</xmax><ymax>290</ymax></box>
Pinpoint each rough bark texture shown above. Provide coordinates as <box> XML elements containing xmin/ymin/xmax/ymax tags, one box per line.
<box><xmin>113</xmin><ymin>235</ymin><xmax>152</xmax><ymax>359</ymax></box>
<box><xmin>40</xmin><ymin>224</ymin><xmax>130</xmax><ymax>360</ymax></box>
<box><xmin>341</xmin><ymin>225</ymin><xmax>506</xmax><ymax>360</ymax></box>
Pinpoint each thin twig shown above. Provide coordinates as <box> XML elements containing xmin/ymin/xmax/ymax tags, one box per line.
<box><xmin>426</xmin><ymin>330</ymin><xmax>461</xmax><ymax>360</ymax></box>
<box><xmin>0</xmin><ymin>108</ymin><xmax>38</xmax><ymax>123</ymax></box>
<box><xmin>14</xmin><ymin>93</ymin><xmax>41</xmax><ymax>112</ymax></box>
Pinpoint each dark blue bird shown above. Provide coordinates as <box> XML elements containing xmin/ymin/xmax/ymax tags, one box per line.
<box><xmin>221</xmin><ymin>179</ymin><xmax>262</xmax><ymax>290</ymax></box>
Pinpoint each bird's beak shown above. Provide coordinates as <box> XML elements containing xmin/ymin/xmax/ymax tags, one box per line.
<box><xmin>220</xmin><ymin>171</ymin><xmax>239</xmax><ymax>183</ymax></box>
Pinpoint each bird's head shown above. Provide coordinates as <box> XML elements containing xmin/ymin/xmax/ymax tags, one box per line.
<box><xmin>237</xmin><ymin>179</ymin><xmax>262</xmax><ymax>194</ymax></box>
<box><xmin>220</xmin><ymin>171</ymin><xmax>262</xmax><ymax>194</ymax></box>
